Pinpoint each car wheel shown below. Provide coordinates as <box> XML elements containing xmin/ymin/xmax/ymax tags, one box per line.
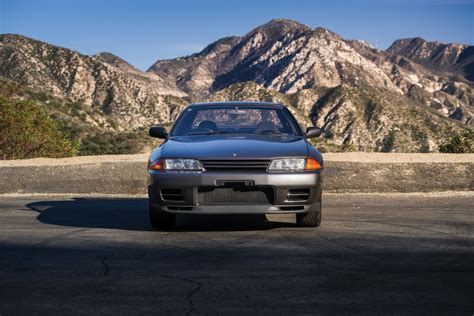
<box><xmin>296</xmin><ymin>203</ymin><xmax>322</xmax><ymax>227</ymax></box>
<box><xmin>149</xmin><ymin>203</ymin><xmax>176</xmax><ymax>230</ymax></box>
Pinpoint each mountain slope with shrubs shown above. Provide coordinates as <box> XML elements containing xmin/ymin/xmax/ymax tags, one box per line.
<box><xmin>1</xmin><ymin>19</ymin><xmax>473</xmax><ymax>157</ymax></box>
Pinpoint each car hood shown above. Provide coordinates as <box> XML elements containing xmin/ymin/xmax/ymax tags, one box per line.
<box><xmin>162</xmin><ymin>135</ymin><xmax>308</xmax><ymax>159</ymax></box>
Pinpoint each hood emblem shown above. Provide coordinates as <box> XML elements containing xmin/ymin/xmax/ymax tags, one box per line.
<box><xmin>233</xmin><ymin>153</ymin><xmax>237</xmax><ymax>157</ymax></box>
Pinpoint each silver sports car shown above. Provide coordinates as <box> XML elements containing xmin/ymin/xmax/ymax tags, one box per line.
<box><xmin>147</xmin><ymin>101</ymin><xmax>323</xmax><ymax>229</ymax></box>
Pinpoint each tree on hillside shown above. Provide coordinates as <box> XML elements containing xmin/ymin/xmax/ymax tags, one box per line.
<box><xmin>439</xmin><ymin>129</ymin><xmax>473</xmax><ymax>153</ymax></box>
<box><xmin>0</xmin><ymin>96</ymin><xmax>78</xmax><ymax>159</ymax></box>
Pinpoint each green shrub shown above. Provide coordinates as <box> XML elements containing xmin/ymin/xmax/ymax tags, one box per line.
<box><xmin>381</xmin><ymin>130</ymin><xmax>396</xmax><ymax>152</ymax></box>
<box><xmin>439</xmin><ymin>130</ymin><xmax>473</xmax><ymax>153</ymax></box>
<box><xmin>340</xmin><ymin>143</ymin><xmax>358</xmax><ymax>152</ymax></box>
<box><xmin>78</xmin><ymin>130</ymin><xmax>149</xmax><ymax>156</ymax></box>
<box><xmin>0</xmin><ymin>96</ymin><xmax>79</xmax><ymax>159</ymax></box>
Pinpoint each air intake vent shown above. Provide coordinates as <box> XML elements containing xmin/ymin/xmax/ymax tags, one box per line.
<box><xmin>201</xmin><ymin>160</ymin><xmax>270</xmax><ymax>171</ymax></box>
<box><xmin>286</xmin><ymin>189</ymin><xmax>310</xmax><ymax>202</ymax></box>
<box><xmin>197</xmin><ymin>186</ymin><xmax>274</xmax><ymax>205</ymax></box>
<box><xmin>161</xmin><ymin>189</ymin><xmax>184</xmax><ymax>201</ymax></box>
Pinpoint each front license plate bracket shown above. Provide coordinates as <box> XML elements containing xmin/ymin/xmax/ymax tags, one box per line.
<box><xmin>215</xmin><ymin>180</ymin><xmax>254</xmax><ymax>187</ymax></box>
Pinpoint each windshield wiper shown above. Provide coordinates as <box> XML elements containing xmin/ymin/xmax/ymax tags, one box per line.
<box><xmin>186</xmin><ymin>130</ymin><xmax>233</xmax><ymax>136</ymax></box>
<box><xmin>213</xmin><ymin>130</ymin><xmax>233</xmax><ymax>134</ymax></box>
<box><xmin>258</xmin><ymin>131</ymin><xmax>289</xmax><ymax>136</ymax></box>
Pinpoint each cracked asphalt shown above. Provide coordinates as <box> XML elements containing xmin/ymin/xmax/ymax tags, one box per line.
<box><xmin>0</xmin><ymin>193</ymin><xmax>473</xmax><ymax>315</ymax></box>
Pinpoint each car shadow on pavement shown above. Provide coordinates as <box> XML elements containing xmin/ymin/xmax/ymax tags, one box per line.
<box><xmin>26</xmin><ymin>198</ymin><xmax>298</xmax><ymax>231</ymax></box>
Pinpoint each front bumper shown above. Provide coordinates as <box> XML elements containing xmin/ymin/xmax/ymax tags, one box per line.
<box><xmin>148</xmin><ymin>170</ymin><xmax>322</xmax><ymax>214</ymax></box>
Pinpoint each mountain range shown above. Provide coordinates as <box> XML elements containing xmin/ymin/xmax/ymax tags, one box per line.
<box><xmin>0</xmin><ymin>19</ymin><xmax>472</xmax><ymax>153</ymax></box>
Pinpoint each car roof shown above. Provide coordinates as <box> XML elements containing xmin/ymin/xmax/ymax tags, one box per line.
<box><xmin>188</xmin><ymin>101</ymin><xmax>286</xmax><ymax>108</ymax></box>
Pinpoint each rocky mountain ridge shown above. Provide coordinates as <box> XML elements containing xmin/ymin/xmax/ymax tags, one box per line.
<box><xmin>347</xmin><ymin>38</ymin><xmax>473</xmax><ymax>125</ymax></box>
<box><xmin>149</xmin><ymin>19</ymin><xmax>473</xmax><ymax>126</ymax></box>
<box><xmin>387</xmin><ymin>37</ymin><xmax>474</xmax><ymax>81</ymax></box>
<box><xmin>0</xmin><ymin>34</ymin><xmax>187</xmax><ymax>131</ymax></box>
<box><xmin>149</xmin><ymin>19</ymin><xmax>401</xmax><ymax>98</ymax></box>
<box><xmin>0</xmin><ymin>19</ymin><xmax>472</xmax><ymax>153</ymax></box>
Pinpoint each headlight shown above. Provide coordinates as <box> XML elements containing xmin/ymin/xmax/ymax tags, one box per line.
<box><xmin>268</xmin><ymin>158</ymin><xmax>305</xmax><ymax>171</ymax></box>
<box><xmin>149</xmin><ymin>159</ymin><xmax>202</xmax><ymax>171</ymax></box>
<box><xmin>165</xmin><ymin>159</ymin><xmax>202</xmax><ymax>171</ymax></box>
<box><xmin>268</xmin><ymin>158</ymin><xmax>321</xmax><ymax>171</ymax></box>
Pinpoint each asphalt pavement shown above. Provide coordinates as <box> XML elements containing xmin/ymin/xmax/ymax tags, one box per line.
<box><xmin>0</xmin><ymin>193</ymin><xmax>473</xmax><ymax>315</ymax></box>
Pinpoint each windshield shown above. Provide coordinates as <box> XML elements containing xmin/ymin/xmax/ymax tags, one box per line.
<box><xmin>170</xmin><ymin>106</ymin><xmax>303</xmax><ymax>137</ymax></box>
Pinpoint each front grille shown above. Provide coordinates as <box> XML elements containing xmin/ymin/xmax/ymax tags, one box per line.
<box><xmin>201</xmin><ymin>160</ymin><xmax>270</xmax><ymax>172</ymax></box>
<box><xmin>197</xmin><ymin>186</ymin><xmax>274</xmax><ymax>205</ymax></box>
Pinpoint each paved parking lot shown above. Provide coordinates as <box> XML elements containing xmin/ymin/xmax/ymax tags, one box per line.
<box><xmin>0</xmin><ymin>193</ymin><xmax>473</xmax><ymax>314</ymax></box>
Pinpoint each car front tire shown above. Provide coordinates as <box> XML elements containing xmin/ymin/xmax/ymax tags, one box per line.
<box><xmin>296</xmin><ymin>203</ymin><xmax>322</xmax><ymax>227</ymax></box>
<box><xmin>149</xmin><ymin>203</ymin><xmax>176</xmax><ymax>230</ymax></box>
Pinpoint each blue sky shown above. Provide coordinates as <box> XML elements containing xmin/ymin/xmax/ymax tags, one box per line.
<box><xmin>1</xmin><ymin>0</ymin><xmax>473</xmax><ymax>70</ymax></box>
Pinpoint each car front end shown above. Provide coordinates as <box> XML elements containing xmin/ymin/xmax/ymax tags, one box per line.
<box><xmin>148</xmin><ymin>156</ymin><xmax>323</xmax><ymax>215</ymax></box>
<box><xmin>147</xmin><ymin>102</ymin><xmax>324</xmax><ymax>228</ymax></box>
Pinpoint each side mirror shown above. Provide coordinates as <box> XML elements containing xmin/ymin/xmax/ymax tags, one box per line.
<box><xmin>305</xmin><ymin>127</ymin><xmax>322</xmax><ymax>138</ymax></box>
<box><xmin>149</xmin><ymin>126</ymin><xmax>168</xmax><ymax>139</ymax></box>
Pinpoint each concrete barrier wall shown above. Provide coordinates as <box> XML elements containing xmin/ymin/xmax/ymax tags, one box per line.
<box><xmin>0</xmin><ymin>153</ymin><xmax>473</xmax><ymax>194</ymax></box>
